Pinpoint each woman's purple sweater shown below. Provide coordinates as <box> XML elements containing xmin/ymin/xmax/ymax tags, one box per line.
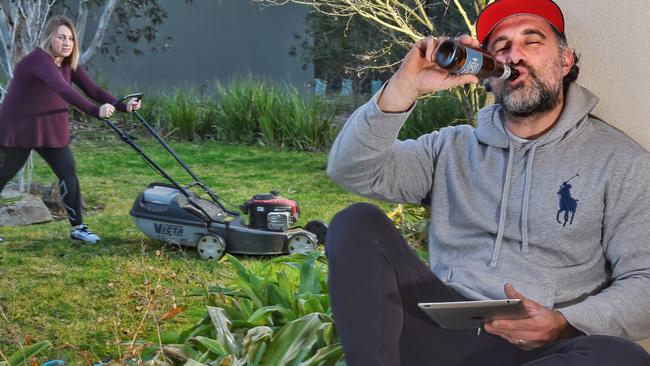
<box><xmin>0</xmin><ymin>48</ymin><xmax>125</xmax><ymax>148</ymax></box>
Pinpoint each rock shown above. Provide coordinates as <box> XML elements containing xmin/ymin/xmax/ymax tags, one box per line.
<box><xmin>29</xmin><ymin>182</ymin><xmax>68</xmax><ymax>218</ymax></box>
<box><xmin>0</xmin><ymin>192</ymin><xmax>53</xmax><ymax>226</ymax></box>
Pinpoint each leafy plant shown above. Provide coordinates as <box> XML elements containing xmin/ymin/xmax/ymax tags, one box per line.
<box><xmin>144</xmin><ymin>253</ymin><xmax>345</xmax><ymax>365</ymax></box>
<box><xmin>387</xmin><ymin>204</ymin><xmax>430</xmax><ymax>262</ymax></box>
<box><xmin>0</xmin><ymin>341</ymin><xmax>52</xmax><ymax>366</ymax></box>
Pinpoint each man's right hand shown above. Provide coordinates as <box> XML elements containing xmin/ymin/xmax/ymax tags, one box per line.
<box><xmin>377</xmin><ymin>35</ymin><xmax>480</xmax><ymax>113</ymax></box>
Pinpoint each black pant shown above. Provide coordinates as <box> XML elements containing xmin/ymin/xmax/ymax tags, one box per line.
<box><xmin>326</xmin><ymin>203</ymin><xmax>650</xmax><ymax>366</ymax></box>
<box><xmin>0</xmin><ymin>146</ymin><xmax>83</xmax><ymax>226</ymax></box>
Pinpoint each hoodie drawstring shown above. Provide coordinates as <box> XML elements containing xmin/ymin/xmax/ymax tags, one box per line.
<box><xmin>489</xmin><ymin>141</ymin><xmax>539</xmax><ymax>267</ymax></box>
<box><xmin>520</xmin><ymin>142</ymin><xmax>538</xmax><ymax>253</ymax></box>
<box><xmin>489</xmin><ymin>141</ymin><xmax>514</xmax><ymax>268</ymax></box>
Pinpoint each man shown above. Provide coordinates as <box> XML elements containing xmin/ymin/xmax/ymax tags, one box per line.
<box><xmin>326</xmin><ymin>0</ymin><xmax>650</xmax><ymax>365</ymax></box>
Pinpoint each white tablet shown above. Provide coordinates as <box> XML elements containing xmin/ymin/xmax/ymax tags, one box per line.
<box><xmin>418</xmin><ymin>299</ymin><xmax>527</xmax><ymax>329</ymax></box>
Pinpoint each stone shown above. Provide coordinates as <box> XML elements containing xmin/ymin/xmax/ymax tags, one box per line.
<box><xmin>29</xmin><ymin>182</ymin><xmax>67</xmax><ymax>218</ymax></box>
<box><xmin>0</xmin><ymin>191</ymin><xmax>53</xmax><ymax>226</ymax></box>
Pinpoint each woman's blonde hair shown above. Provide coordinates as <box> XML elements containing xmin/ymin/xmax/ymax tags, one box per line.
<box><xmin>40</xmin><ymin>15</ymin><xmax>80</xmax><ymax>70</ymax></box>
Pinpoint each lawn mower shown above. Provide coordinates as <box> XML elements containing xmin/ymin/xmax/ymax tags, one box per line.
<box><xmin>102</xmin><ymin>93</ymin><xmax>327</xmax><ymax>260</ymax></box>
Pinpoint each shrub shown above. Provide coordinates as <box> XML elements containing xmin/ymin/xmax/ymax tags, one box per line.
<box><xmin>143</xmin><ymin>253</ymin><xmax>344</xmax><ymax>365</ymax></box>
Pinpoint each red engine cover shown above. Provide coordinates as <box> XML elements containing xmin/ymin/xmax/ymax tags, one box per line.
<box><xmin>242</xmin><ymin>192</ymin><xmax>300</xmax><ymax>228</ymax></box>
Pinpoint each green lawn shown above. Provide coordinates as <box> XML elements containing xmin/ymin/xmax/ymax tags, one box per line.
<box><xmin>0</xmin><ymin>138</ymin><xmax>384</xmax><ymax>364</ymax></box>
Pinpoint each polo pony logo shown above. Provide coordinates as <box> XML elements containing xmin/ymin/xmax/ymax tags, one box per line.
<box><xmin>557</xmin><ymin>174</ymin><xmax>579</xmax><ymax>227</ymax></box>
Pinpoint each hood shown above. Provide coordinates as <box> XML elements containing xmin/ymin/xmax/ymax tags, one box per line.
<box><xmin>475</xmin><ymin>83</ymin><xmax>600</xmax><ymax>148</ymax></box>
<box><xmin>472</xmin><ymin>83</ymin><xmax>600</xmax><ymax>267</ymax></box>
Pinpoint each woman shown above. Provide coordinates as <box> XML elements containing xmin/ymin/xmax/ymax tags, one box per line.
<box><xmin>0</xmin><ymin>15</ymin><xmax>140</xmax><ymax>244</ymax></box>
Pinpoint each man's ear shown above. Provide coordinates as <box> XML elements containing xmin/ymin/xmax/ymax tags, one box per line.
<box><xmin>562</xmin><ymin>47</ymin><xmax>575</xmax><ymax>77</ymax></box>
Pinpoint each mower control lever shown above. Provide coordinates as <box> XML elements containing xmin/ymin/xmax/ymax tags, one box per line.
<box><xmin>114</xmin><ymin>92</ymin><xmax>144</xmax><ymax>106</ymax></box>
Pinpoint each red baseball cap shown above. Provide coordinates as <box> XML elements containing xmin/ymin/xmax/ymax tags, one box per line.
<box><xmin>476</xmin><ymin>0</ymin><xmax>565</xmax><ymax>44</ymax></box>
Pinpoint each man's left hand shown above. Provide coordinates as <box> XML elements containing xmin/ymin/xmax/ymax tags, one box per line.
<box><xmin>483</xmin><ymin>283</ymin><xmax>579</xmax><ymax>350</ymax></box>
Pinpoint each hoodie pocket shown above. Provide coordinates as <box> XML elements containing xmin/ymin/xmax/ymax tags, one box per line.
<box><xmin>450</xmin><ymin>266</ymin><xmax>555</xmax><ymax>308</ymax></box>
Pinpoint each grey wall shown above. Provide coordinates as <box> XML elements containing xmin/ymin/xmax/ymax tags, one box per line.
<box><xmin>89</xmin><ymin>0</ymin><xmax>312</xmax><ymax>91</ymax></box>
<box><xmin>555</xmin><ymin>0</ymin><xmax>650</xmax><ymax>150</ymax></box>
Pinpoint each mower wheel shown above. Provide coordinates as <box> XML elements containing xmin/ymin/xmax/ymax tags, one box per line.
<box><xmin>196</xmin><ymin>234</ymin><xmax>226</xmax><ymax>260</ymax></box>
<box><xmin>287</xmin><ymin>233</ymin><xmax>317</xmax><ymax>254</ymax></box>
<box><xmin>305</xmin><ymin>220</ymin><xmax>328</xmax><ymax>244</ymax></box>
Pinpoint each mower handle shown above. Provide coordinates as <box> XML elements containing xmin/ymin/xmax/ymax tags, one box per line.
<box><xmin>113</xmin><ymin>92</ymin><xmax>144</xmax><ymax>107</ymax></box>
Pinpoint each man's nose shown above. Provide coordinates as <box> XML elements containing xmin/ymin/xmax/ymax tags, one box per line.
<box><xmin>505</xmin><ymin>44</ymin><xmax>525</xmax><ymax>65</ymax></box>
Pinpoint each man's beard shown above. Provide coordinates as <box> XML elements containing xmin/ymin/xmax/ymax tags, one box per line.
<box><xmin>492</xmin><ymin>63</ymin><xmax>563</xmax><ymax>118</ymax></box>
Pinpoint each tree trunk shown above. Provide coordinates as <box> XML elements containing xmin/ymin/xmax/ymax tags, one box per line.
<box><xmin>0</xmin><ymin>0</ymin><xmax>54</xmax><ymax>87</ymax></box>
<box><xmin>76</xmin><ymin>0</ymin><xmax>89</xmax><ymax>47</ymax></box>
<box><xmin>80</xmin><ymin>0</ymin><xmax>119</xmax><ymax>65</ymax></box>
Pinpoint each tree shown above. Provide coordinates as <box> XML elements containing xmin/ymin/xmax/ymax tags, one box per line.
<box><xmin>256</xmin><ymin>0</ymin><xmax>494</xmax><ymax>123</ymax></box>
<box><xmin>256</xmin><ymin>0</ymin><xmax>489</xmax><ymax>45</ymax></box>
<box><xmin>73</xmin><ymin>0</ymin><xmax>173</xmax><ymax>63</ymax></box>
<box><xmin>291</xmin><ymin>2</ymin><xmax>472</xmax><ymax>91</ymax></box>
<box><xmin>291</xmin><ymin>11</ymin><xmax>400</xmax><ymax>92</ymax></box>
<box><xmin>0</xmin><ymin>0</ymin><xmax>55</xmax><ymax>88</ymax></box>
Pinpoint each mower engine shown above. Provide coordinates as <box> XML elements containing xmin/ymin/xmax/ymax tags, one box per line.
<box><xmin>241</xmin><ymin>192</ymin><xmax>300</xmax><ymax>231</ymax></box>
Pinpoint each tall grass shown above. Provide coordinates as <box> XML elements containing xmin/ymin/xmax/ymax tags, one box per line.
<box><xmin>399</xmin><ymin>91</ymin><xmax>469</xmax><ymax>140</ymax></box>
<box><xmin>132</xmin><ymin>93</ymin><xmax>164</xmax><ymax>130</ymax></box>
<box><xmin>212</xmin><ymin>79</ymin><xmax>263</xmax><ymax>145</ymax></box>
<box><xmin>79</xmin><ymin>78</ymin><xmax>467</xmax><ymax>151</ymax></box>
<box><xmin>131</xmin><ymin>79</ymin><xmax>340</xmax><ymax>151</ymax></box>
<box><xmin>213</xmin><ymin>79</ymin><xmax>336</xmax><ymax>151</ymax></box>
<box><xmin>164</xmin><ymin>90</ymin><xmax>200</xmax><ymax>141</ymax></box>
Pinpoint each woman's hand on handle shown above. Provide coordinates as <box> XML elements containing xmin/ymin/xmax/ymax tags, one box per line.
<box><xmin>99</xmin><ymin>103</ymin><xmax>115</xmax><ymax>118</ymax></box>
<box><xmin>377</xmin><ymin>35</ymin><xmax>480</xmax><ymax>113</ymax></box>
<box><xmin>126</xmin><ymin>98</ymin><xmax>141</xmax><ymax>112</ymax></box>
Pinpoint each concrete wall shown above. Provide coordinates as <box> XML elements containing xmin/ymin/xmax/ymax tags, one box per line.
<box><xmin>90</xmin><ymin>0</ymin><xmax>312</xmax><ymax>91</ymax></box>
<box><xmin>555</xmin><ymin>0</ymin><xmax>650</xmax><ymax>150</ymax></box>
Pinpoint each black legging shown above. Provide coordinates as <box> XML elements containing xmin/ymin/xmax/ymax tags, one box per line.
<box><xmin>0</xmin><ymin>146</ymin><xmax>83</xmax><ymax>226</ymax></box>
<box><xmin>326</xmin><ymin>202</ymin><xmax>650</xmax><ymax>366</ymax></box>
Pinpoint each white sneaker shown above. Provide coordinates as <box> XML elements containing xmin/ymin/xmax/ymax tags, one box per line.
<box><xmin>0</xmin><ymin>236</ymin><xmax>3</xmax><ymax>243</ymax></box>
<box><xmin>70</xmin><ymin>224</ymin><xmax>100</xmax><ymax>244</ymax></box>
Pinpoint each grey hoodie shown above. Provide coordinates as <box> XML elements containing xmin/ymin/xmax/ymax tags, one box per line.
<box><xmin>327</xmin><ymin>83</ymin><xmax>650</xmax><ymax>340</ymax></box>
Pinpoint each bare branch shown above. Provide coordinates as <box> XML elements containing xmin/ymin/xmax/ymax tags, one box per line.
<box><xmin>453</xmin><ymin>0</ymin><xmax>475</xmax><ymax>38</ymax></box>
<box><xmin>254</xmin><ymin>0</ymin><xmax>491</xmax><ymax>123</ymax></box>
